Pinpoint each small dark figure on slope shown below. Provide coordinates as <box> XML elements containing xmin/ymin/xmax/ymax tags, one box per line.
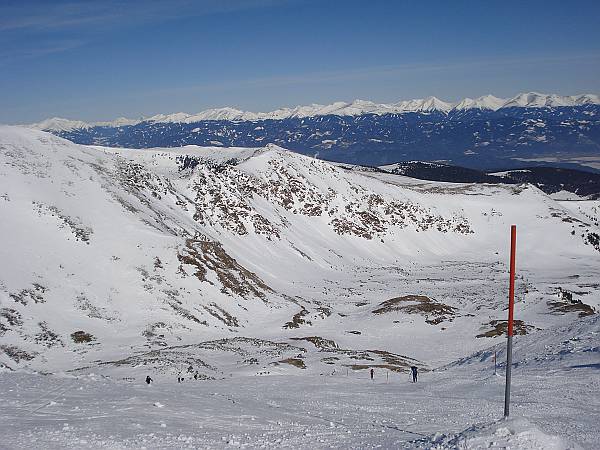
<box><xmin>411</xmin><ymin>366</ymin><xmax>418</xmax><ymax>383</ymax></box>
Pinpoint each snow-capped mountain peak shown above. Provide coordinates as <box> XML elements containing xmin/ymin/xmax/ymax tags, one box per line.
<box><xmin>453</xmin><ymin>94</ymin><xmax>506</xmax><ymax>111</ymax></box>
<box><xmin>29</xmin><ymin>117</ymin><xmax>91</xmax><ymax>132</ymax></box>
<box><xmin>26</xmin><ymin>92</ymin><xmax>600</xmax><ymax>131</ymax></box>
<box><xmin>146</xmin><ymin>112</ymin><xmax>192</xmax><ymax>123</ymax></box>
<box><xmin>501</xmin><ymin>91</ymin><xmax>586</xmax><ymax>108</ymax></box>
<box><xmin>391</xmin><ymin>96</ymin><xmax>451</xmax><ymax>112</ymax></box>
<box><xmin>420</xmin><ymin>96</ymin><xmax>453</xmax><ymax>112</ymax></box>
<box><xmin>572</xmin><ymin>93</ymin><xmax>600</xmax><ymax>105</ymax></box>
<box><xmin>95</xmin><ymin>117</ymin><xmax>141</xmax><ymax>127</ymax></box>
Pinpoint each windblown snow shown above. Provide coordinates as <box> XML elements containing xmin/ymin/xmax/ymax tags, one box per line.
<box><xmin>0</xmin><ymin>126</ymin><xmax>598</xmax><ymax>448</ymax></box>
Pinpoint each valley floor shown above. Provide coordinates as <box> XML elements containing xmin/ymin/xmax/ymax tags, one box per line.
<box><xmin>1</xmin><ymin>361</ymin><xmax>598</xmax><ymax>449</ymax></box>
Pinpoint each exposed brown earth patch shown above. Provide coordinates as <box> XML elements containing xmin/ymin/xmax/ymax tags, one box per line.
<box><xmin>373</xmin><ymin>295</ymin><xmax>457</xmax><ymax>325</ymax></box>
<box><xmin>203</xmin><ymin>303</ymin><xmax>240</xmax><ymax>327</ymax></box>
<box><xmin>346</xmin><ymin>364</ymin><xmax>410</xmax><ymax>373</ymax></box>
<box><xmin>476</xmin><ymin>320</ymin><xmax>539</xmax><ymax>338</ymax></box>
<box><xmin>290</xmin><ymin>336</ymin><xmax>338</xmax><ymax>350</ymax></box>
<box><xmin>9</xmin><ymin>283</ymin><xmax>47</xmax><ymax>305</ymax></box>
<box><xmin>0</xmin><ymin>308</ymin><xmax>23</xmax><ymax>335</ymax></box>
<box><xmin>71</xmin><ymin>330</ymin><xmax>96</xmax><ymax>343</ymax></box>
<box><xmin>178</xmin><ymin>238</ymin><xmax>272</xmax><ymax>300</ymax></box>
<box><xmin>283</xmin><ymin>308</ymin><xmax>312</xmax><ymax>329</ymax></box>
<box><xmin>277</xmin><ymin>358</ymin><xmax>306</xmax><ymax>369</ymax></box>
<box><xmin>0</xmin><ymin>345</ymin><xmax>36</xmax><ymax>362</ymax></box>
<box><xmin>548</xmin><ymin>300</ymin><xmax>595</xmax><ymax>317</ymax></box>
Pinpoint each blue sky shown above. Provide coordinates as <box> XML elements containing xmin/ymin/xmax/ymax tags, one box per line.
<box><xmin>1</xmin><ymin>0</ymin><xmax>600</xmax><ymax>123</ymax></box>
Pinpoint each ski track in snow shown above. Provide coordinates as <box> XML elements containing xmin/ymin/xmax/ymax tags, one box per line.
<box><xmin>1</xmin><ymin>361</ymin><xmax>598</xmax><ymax>449</ymax></box>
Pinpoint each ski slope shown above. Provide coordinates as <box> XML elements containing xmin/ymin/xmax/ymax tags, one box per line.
<box><xmin>1</xmin><ymin>315</ymin><xmax>597</xmax><ymax>448</ymax></box>
<box><xmin>1</xmin><ymin>126</ymin><xmax>599</xmax><ymax>448</ymax></box>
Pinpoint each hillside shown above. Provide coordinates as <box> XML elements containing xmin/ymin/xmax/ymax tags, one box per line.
<box><xmin>1</xmin><ymin>126</ymin><xmax>599</xmax><ymax>379</ymax></box>
<box><xmin>379</xmin><ymin>161</ymin><xmax>600</xmax><ymax>199</ymax></box>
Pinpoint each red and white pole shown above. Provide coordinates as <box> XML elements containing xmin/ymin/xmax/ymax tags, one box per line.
<box><xmin>504</xmin><ymin>225</ymin><xmax>517</xmax><ymax>417</ymax></box>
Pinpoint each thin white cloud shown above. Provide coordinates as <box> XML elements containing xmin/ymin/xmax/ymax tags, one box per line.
<box><xmin>148</xmin><ymin>53</ymin><xmax>600</xmax><ymax>96</ymax></box>
<box><xmin>0</xmin><ymin>39</ymin><xmax>86</xmax><ymax>66</ymax></box>
<box><xmin>0</xmin><ymin>0</ymin><xmax>292</xmax><ymax>33</ymax></box>
<box><xmin>0</xmin><ymin>0</ymin><xmax>295</xmax><ymax>64</ymax></box>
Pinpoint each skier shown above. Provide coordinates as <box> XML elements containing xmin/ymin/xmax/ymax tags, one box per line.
<box><xmin>370</xmin><ymin>368</ymin><xmax>374</xmax><ymax>380</ymax></box>
<box><xmin>145</xmin><ymin>375</ymin><xmax>153</xmax><ymax>385</ymax></box>
<box><xmin>177</xmin><ymin>372</ymin><xmax>182</xmax><ymax>383</ymax></box>
<box><xmin>194</xmin><ymin>371</ymin><xmax>199</xmax><ymax>380</ymax></box>
<box><xmin>410</xmin><ymin>366</ymin><xmax>418</xmax><ymax>383</ymax></box>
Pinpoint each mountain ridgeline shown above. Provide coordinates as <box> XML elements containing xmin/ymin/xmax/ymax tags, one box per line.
<box><xmin>377</xmin><ymin>162</ymin><xmax>600</xmax><ymax>199</ymax></box>
<box><xmin>39</xmin><ymin>103</ymin><xmax>600</xmax><ymax>171</ymax></box>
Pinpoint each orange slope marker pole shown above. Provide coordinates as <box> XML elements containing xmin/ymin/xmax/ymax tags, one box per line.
<box><xmin>504</xmin><ymin>225</ymin><xmax>517</xmax><ymax>418</ymax></box>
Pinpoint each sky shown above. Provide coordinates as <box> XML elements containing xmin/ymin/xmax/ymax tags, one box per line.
<box><xmin>1</xmin><ymin>0</ymin><xmax>600</xmax><ymax>124</ymax></box>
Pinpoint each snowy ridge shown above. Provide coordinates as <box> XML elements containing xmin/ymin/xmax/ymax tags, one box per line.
<box><xmin>30</xmin><ymin>117</ymin><xmax>92</xmax><ymax>132</ymax></box>
<box><xmin>27</xmin><ymin>92</ymin><xmax>600</xmax><ymax>131</ymax></box>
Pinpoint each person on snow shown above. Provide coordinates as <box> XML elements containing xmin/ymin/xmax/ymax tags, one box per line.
<box><xmin>194</xmin><ymin>371</ymin><xmax>199</xmax><ymax>380</ymax></box>
<box><xmin>145</xmin><ymin>375</ymin><xmax>153</xmax><ymax>385</ymax></box>
<box><xmin>177</xmin><ymin>372</ymin><xmax>182</xmax><ymax>383</ymax></box>
<box><xmin>410</xmin><ymin>366</ymin><xmax>418</xmax><ymax>383</ymax></box>
<box><xmin>370</xmin><ymin>368</ymin><xmax>374</xmax><ymax>380</ymax></box>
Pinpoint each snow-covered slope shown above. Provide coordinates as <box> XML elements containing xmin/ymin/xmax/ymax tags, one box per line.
<box><xmin>1</xmin><ymin>126</ymin><xmax>599</xmax><ymax>379</ymax></box>
<box><xmin>28</xmin><ymin>92</ymin><xmax>600</xmax><ymax>131</ymax></box>
<box><xmin>1</xmin><ymin>313</ymin><xmax>597</xmax><ymax>448</ymax></box>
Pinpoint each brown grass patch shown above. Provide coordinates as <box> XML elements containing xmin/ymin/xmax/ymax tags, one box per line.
<box><xmin>373</xmin><ymin>295</ymin><xmax>457</xmax><ymax>325</ymax></box>
<box><xmin>70</xmin><ymin>330</ymin><xmax>96</xmax><ymax>343</ymax></box>
<box><xmin>278</xmin><ymin>358</ymin><xmax>306</xmax><ymax>369</ymax></box>
<box><xmin>346</xmin><ymin>364</ymin><xmax>407</xmax><ymax>373</ymax></box>
<box><xmin>476</xmin><ymin>320</ymin><xmax>538</xmax><ymax>338</ymax></box>
<box><xmin>203</xmin><ymin>303</ymin><xmax>239</xmax><ymax>327</ymax></box>
<box><xmin>290</xmin><ymin>336</ymin><xmax>338</xmax><ymax>350</ymax></box>
<box><xmin>178</xmin><ymin>238</ymin><xmax>272</xmax><ymax>300</ymax></box>
<box><xmin>283</xmin><ymin>308</ymin><xmax>312</xmax><ymax>329</ymax></box>
<box><xmin>547</xmin><ymin>300</ymin><xmax>595</xmax><ymax>318</ymax></box>
<box><xmin>0</xmin><ymin>345</ymin><xmax>36</xmax><ymax>362</ymax></box>
<box><xmin>321</xmin><ymin>356</ymin><xmax>340</xmax><ymax>365</ymax></box>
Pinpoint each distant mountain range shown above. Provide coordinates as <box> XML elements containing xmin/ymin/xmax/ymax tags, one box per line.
<box><xmin>30</xmin><ymin>92</ymin><xmax>600</xmax><ymax>130</ymax></box>
<box><xmin>26</xmin><ymin>92</ymin><xmax>600</xmax><ymax>171</ymax></box>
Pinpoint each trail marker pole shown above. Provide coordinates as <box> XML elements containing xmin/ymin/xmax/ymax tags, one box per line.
<box><xmin>494</xmin><ymin>351</ymin><xmax>497</xmax><ymax>376</ymax></box>
<box><xmin>504</xmin><ymin>225</ymin><xmax>517</xmax><ymax>418</ymax></box>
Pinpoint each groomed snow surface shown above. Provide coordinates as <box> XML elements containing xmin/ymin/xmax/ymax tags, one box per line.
<box><xmin>2</xmin><ymin>316</ymin><xmax>598</xmax><ymax>448</ymax></box>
